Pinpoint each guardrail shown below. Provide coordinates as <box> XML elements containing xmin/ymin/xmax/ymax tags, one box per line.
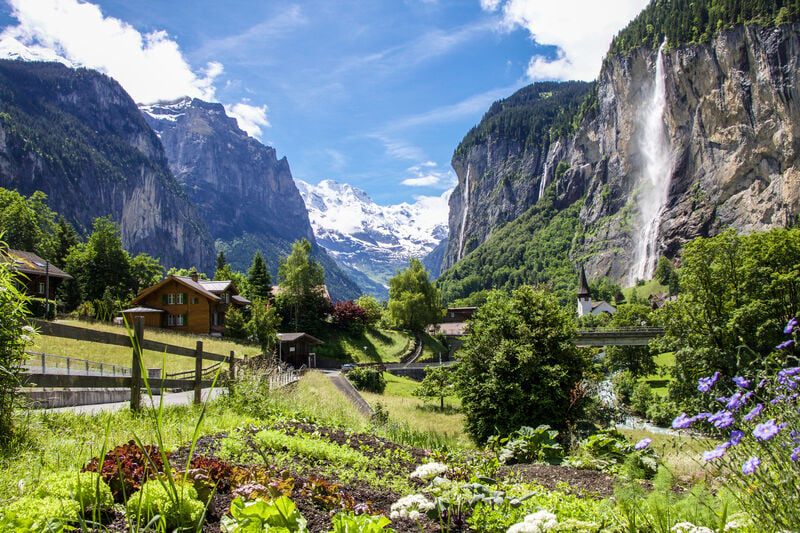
<box><xmin>25</xmin><ymin>351</ymin><xmax>132</xmax><ymax>377</ymax></box>
<box><xmin>23</xmin><ymin>318</ymin><xmax>236</xmax><ymax>410</ymax></box>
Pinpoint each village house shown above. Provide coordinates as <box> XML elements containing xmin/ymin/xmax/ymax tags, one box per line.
<box><xmin>122</xmin><ymin>271</ymin><xmax>250</xmax><ymax>335</ymax></box>
<box><xmin>1</xmin><ymin>248</ymin><xmax>72</xmax><ymax>300</ymax></box>
<box><xmin>577</xmin><ymin>266</ymin><xmax>616</xmax><ymax>317</ymax></box>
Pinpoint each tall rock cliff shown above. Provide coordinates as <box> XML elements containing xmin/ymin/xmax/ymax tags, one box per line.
<box><xmin>440</xmin><ymin>21</ymin><xmax>800</xmax><ymax>297</ymax></box>
<box><xmin>0</xmin><ymin>60</ymin><xmax>214</xmax><ymax>271</ymax></box>
<box><xmin>141</xmin><ymin>98</ymin><xmax>361</xmax><ymax>300</ymax></box>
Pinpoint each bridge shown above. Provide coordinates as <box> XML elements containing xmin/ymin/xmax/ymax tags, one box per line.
<box><xmin>574</xmin><ymin>327</ymin><xmax>664</xmax><ymax>346</ymax></box>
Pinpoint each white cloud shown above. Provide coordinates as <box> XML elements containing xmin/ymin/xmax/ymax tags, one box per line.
<box><xmin>485</xmin><ymin>0</ymin><xmax>650</xmax><ymax>81</ymax></box>
<box><xmin>402</xmin><ymin>162</ymin><xmax>457</xmax><ymax>188</ymax></box>
<box><xmin>224</xmin><ymin>102</ymin><xmax>270</xmax><ymax>138</ymax></box>
<box><xmin>411</xmin><ymin>189</ymin><xmax>452</xmax><ymax>229</ymax></box>
<box><xmin>370</xmin><ymin>134</ymin><xmax>427</xmax><ymax>161</ymax></box>
<box><xmin>0</xmin><ymin>0</ymin><xmax>222</xmax><ymax>103</ymax></box>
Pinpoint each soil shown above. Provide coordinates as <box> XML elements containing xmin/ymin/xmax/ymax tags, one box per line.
<box><xmin>498</xmin><ymin>463</ymin><xmax>617</xmax><ymax>498</ymax></box>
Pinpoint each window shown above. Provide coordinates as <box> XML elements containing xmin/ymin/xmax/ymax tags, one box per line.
<box><xmin>38</xmin><ymin>282</ymin><xmax>46</xmax><ymax>294</ymax></box>
<box><xmin>167</xmin><ymin>293</ymin><xmax>175</xmax><ymax>305</ymax></box>
<box><xmin>168</xmin><ymin>314</ymin><xmax>186</xmax><ymax>326</ymax></box>
<box><xmin>176</xmin><ymin>293</ymin><xmax>186</xmax><ymax>304</ymax></box>
<box><xmin>224</xmin><ymin>293</ymin><xmax>230</xmax><ymax>304</ymax></box>
<box><xmin>192</xmin><ymin>297</ymin><xmax>199</xmax><ymax>304</ymax></box>
<box><xmin>213</xmin><ymin>312</ymin><xmax>219</xmax><ymax>326</ymax></box>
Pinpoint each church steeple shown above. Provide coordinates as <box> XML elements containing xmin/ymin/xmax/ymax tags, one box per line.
<box><xmin>577</xmin><ymin>265</ymin><xmax>591</xmax><ymax>299</ymax></box>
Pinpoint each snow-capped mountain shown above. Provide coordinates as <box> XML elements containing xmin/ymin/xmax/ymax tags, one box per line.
<box><xmin>296</xmin><ymin>179</ymin><xmax>449</xmax><ymax>298</ymax></box>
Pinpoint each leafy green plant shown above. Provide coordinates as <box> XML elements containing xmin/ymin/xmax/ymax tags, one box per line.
<box><xmin>249</xmin><ymin>429</ymin><xmax>369</xmax><ymax>468</ymax></box>
<box><xmin>82</xmin><ymin>440</ymin><xmax>167</xmax><ymax>502</ymax></box>
<box><xmin>328</xmin><ymin>511</ymin><xmax>395</xmax><ymax>533</ymax></box>
<box><xmin>0</xmin><ymin>496</ymin><xmax>77</xmax><ymax>532</ymax></box>
<box><xmin>488</xmin><ymin>425</ymin><xmax>563</xmax><ymax>465</ymax></box>
<box><xmin>125</xmin><ymin>479</ymin><xmax>204</xmax><ymax>530</ymax></box>
<box><xmin>221</xmin><ymin>495</ymin><xmax>308</xmax><ymax>532</ymax></box>
<box><xmin>34</xmin><ymin>471</ymin><xmax>113</xmax><ymax>510</ymax></box>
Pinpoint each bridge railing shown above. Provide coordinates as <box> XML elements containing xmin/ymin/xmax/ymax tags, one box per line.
<box><xmin>576</xmin><ymin>327</ymin><xmax>665</xmax><ymax>335</ymax></box>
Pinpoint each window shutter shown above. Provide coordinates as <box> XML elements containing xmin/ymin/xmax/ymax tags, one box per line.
<box><xmin>162</xmin><ymin>294</ymin><xmax>167</xmax><ymax>305</ymax></box>
<box><xmin>183</xmin><ymin>313</ymin><xmax>188</xmax><ymax>326</ymax></box>
<box><xmin>183</xmin><ymin>292</ymin><xmax>188</xmax><ymax>304</ymax></box>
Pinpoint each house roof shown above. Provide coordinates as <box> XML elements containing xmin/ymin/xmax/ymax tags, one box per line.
<box><xmin>591</xmin><ymin>300</ymin><xmax>615</xmax><ymax>310</ymax></box>
<box><xmin>198</xmin><ymin>280</ymin><xmax>231</xmax><ymax>293</ymax></box>
<box><xmin>133</xmin><ymin>275</ymin><xmax>221</xmax><ymax>304</ymax></box>
<box><xmin>277</xmin><ymin>332</ymin><xmax>323</xmax><ymax>345</ymax></box>
<box><xmin>121</xmin><ymin>307</ymin><xmax>165</xmax><ymax>313</ymax></box>
<box><xmin>577</xmin><ymin>265</ymin><xmax>591</xmax><ymax>299</ymax></box>
<box><xmin>446</xmin><ymin>307</ymin><xmax>477</xmax><ymax>312</ymax></box>
<box><xmin>231</xmin><ymin>295</ymin><xmax>251</xmax><ymax>306</ymax></box>
<box><xmin>2</xmin><ymin>249</ymin><xmax>72</xmax><ymax>280</ymax></box>
<box><xmin>435</xmin><ymin>322</ymin><xmax>469</xmax><ymax>336</ymax></box>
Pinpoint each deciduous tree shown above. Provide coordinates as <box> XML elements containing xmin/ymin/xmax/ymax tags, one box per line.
<box><xmin>413</xmin><ymin>365</ymin><xmax>455</xmax><ymax>410</ymax></box>
<box><xmin>387</xmin><ymin>258</ymin><xmax>443</xmax><ymax>331</ymax></box>
<box><xmin>277</xmin><ymin>239</ymin><xmax>326</xmax><ymax>332</ymax></box>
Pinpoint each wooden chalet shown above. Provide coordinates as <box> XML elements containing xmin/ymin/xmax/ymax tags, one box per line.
<box><xmin>277</xmin><ymin>332</ymin><xmax>323</xmax><ymax>368</ymax></box>
<box><xmin>1</xmin><ymin>248</ymin><xmax>72</xmax><ymax>300</ymax></box>
<box><xmin>122</xmin><ymin>272</ymin><xmax>250</xmax><ymax>335</ymax></box>
<box><xmin>271</xmin><ymin>284</ymin><xmax>332</xmax><ymax>303</ymax></box>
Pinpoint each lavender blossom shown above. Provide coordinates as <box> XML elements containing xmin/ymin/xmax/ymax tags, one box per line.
<box><xmin>698</xmin><ymin>372</ymin><xmax>721</xmax><ymax>392</ymax></box>
<box><xmin>742</xmin><ymin>456</ymin><xmax>760</xmax><ymax>475</ymax></box>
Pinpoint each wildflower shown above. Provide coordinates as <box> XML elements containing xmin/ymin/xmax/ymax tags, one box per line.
<box><xmin>22</xmin><ymin>325</ymin><xmax>35</xmax><ymax>334</ymax></box>
<box><xmin>785</xmin><ymin>318</ymin><xmax>798</xmax><ymax>335</ymax></box>
<box><xmin>792</xmin><ymin>446</ymin><xmax>800</xmax><ymax>462</ymax></box>
<box><xmin>742</xmin><ymin>404</ymin><xmax>763</xmax><ymax>422</ymax></box>
<box><xmin>753</xmin><ymin>419</ymin><xmax>780</xmax><ymax>441</ymax></box>
<box><xmin>708</xmin><ymin>410</ymin><xmax>735</xmax><ymax>429</ymax></box>
<box><xmin>729</xmin><ymin>430</ymin><xmax>744</xmax><ymax>446</ymax></box>
<box><xmin>506</xmin><ymin>510</ymin><xmax>558</xmax><ymax>533</ymax></box>
<box><xmin>725</xmin><ymin>392</ymin><xmax>745</xmax><ymax>411</ymax></box>
<box><xmin>698</xmin><ymin>372</ymin><xmax>720</xmax><ymax>392</ymax></box>
<box><xmin>732</xmin><ymin>376</ymin><xmax>751</xmax><ymax>389</ymax></box>
<box><xmin>742</xmin><ymin>456</ymin><xmax>760</xmax><ymax>475</ymax></box>
<box><xmin>702</xmin><ymin>446</ymin><xmax>726</xmax><ymax>461</ymax></box>
<box><xmin>777</xmin><ymin>340</ymin><xmax>795</xmax><ymax>350</ymax></box>
<box><xmin>672</xmin><ymin>413</ymin><xmax>693</xmax><ymax>429</ymax></box>
<box><xmin>409</xmin><ymin>462</ymin><xmax>448</xmax><ymax>481</ymax></box>
<box><xmin>635</xmin><ymin>438</ymin><xmax>652</xmax><ymax>450</ymax></box>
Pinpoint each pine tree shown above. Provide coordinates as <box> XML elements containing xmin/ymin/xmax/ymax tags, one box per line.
<box><xmin>248</xmin><ymin>251</ymin><xmax>272</xmax><ymax>299</ymax></box>
<box><xmin>216</xmin><ymin>251</ymin><xmax>227</xmax><ymax>272</ymax></box>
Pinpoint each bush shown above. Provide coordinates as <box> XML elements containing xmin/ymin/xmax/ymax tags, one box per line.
<box><xmin>345</xmin><ymin>367</ymin><xmax>386</xmax><ymax>393</ymax></box>
<box><xmin>630</xmin><ymin>382</ymin><xmax>655</xmax><ymax>415</ymax></box>
<box><xmin>612</xmin><ymin>371</ymin><xmax>637</xmax><ymax>405</ymax></box>
<box><xmin>35</xmin><ymin>471</ymin><xmax>113</xmax><ymax>509</ymax></box>
<box><xmin>125</xmin><ymin>479</ymin><xmax>204</xmax><ymax>530</ymax></box>
<box><xmin>331</xmin><ymin>300</ymin><xmax>368</xmax><ymax>331</ymax></box>
<box><xmin>645</xmin><ymin>397</ymin><xmax>677</xmax><ymax>426</ymax></box>
<box><xmin>488</xmin><ymin>425</ymin><xmax>563</xmax><ymax>465</ymax></box>
<box><xmin>225</xmin><ymin>307</ymin><xmax>249</xmax><ymax>340</ymax></box>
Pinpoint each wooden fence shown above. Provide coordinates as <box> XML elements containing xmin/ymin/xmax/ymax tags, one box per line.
<box><xmin>24</xmin><ymin>317</ymin><xmax>236</xmax><ymax>411</ymax></box>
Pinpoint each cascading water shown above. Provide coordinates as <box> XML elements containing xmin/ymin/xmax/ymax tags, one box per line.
<box><xmin>538</xmin><ymin>161</ymin><xmax>549</xmax><ymax>201</ymax></box>
<box><xmin>628</xmin><ymin>42</ymin><xmax>672</xmax><ymax>285</ymax></box>
<box><xmin>458</xmin><ymin>163</ymin><xmax>471</xmax><ymax>260</ymax></box>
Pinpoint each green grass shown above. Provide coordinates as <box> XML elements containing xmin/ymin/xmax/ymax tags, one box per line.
<box><xmin>360</xmin><ymin>373</ymin><xmax>471</xmax><ymax>448</ymax></box>
<box><xmin>619</xmin><ymin>428</ymin><xmax>718</xmax><ymax>482</ymax></box>
<box><xmin>639</xmin><ymin>351</ymin><xmax>675</xmax><ymax>397</ymax></box>
<box><xmin>622</xmin><ymin>279</ymin><xmax>668</xmax><ymax>300</ymax></box>
<box><xmin>28</xmin><ymin>319</ymin><xmax>260</xmax><ymax>374</ymax></box>
<box><xmin>312</xmin><ymin>326</ymin><xmax>412</xmax><ymax>363</ymax></box>
<box><xmin>417</xmin><ymin>332</ymin><xmax>449</xmax><ymax>362</ymax></box>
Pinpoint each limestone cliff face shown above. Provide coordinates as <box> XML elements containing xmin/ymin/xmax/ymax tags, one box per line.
<box><xmin>444</xmin><ymin>23</ymin><xmax>800</xmax><ymax>283</ymax></box>
<box><xmin>142</xmin><ymin>98</ymin><xmax>362</xmax><ymax>300</ymax></box>
<box><xmin>0</xmin><ymin>60</ymin><xmax>214</xmax><ymax>271</ymax></box>
<box><xmin>573</xmin><ymin>23</ymin><xmax>800</xmax><ymax>281</ymax></box>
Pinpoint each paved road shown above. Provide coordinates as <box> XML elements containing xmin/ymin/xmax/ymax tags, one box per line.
<box><xmin>40</xmin><ymin>387</ymin><xmax>226</xmax><ymax>415</ymax></box>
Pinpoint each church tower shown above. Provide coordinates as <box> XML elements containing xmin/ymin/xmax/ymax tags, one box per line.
<box><xmin>577</xmin><ymin>265</ymin><xmax>592</xmax><ymax>317</ymax></box>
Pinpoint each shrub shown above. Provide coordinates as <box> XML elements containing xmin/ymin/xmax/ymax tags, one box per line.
<box><xmin>645</xmin><ymin>397</ymin><xmax>677</xmax><ymax>426</ymax></box>
<box><xmin>346</xmin><ymin>367</ymin><xmax>386</xmax><ymax>393</ymax></box>
<box><xmin>225</xmin><ymin>307</ymin><xmax>249</xmax><ymax>340</ymax></box>
<box><xmin>331</xmin><ymin>300</ymin><xmax>368</xmax><ymax>331</ymax></box>
<box><xmin>488</xmin><ymin>425</ymin><xmax>563</xmax><ymax>465</ymax></box>
<box><xmin>612</xmin><ymin>370</ymin><xmax>637</xmax><ymax>405</ymax></box>
<box><xmin>34</xmin><ymin>471</ymin><xmax>113</xmax><ymax>509</ymax></box>
<box><xmin>125</xmin><ymin>479</ymin><xmax>204</xmax><ymax>530</ymax></box>
<box><xmin>630</xmin><ymin>382</ymin><xmax>655</xmax><ymax>415</ymax></box>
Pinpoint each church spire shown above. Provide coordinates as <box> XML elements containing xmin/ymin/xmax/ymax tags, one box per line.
<box><xmin>578</xmin><ymin>265</ymin><xmax>591</xmax><ymax>299</ymax></box>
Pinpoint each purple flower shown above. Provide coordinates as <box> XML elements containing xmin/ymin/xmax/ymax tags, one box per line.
<box><xmin>785</xmin><ymin>318</ymin><xmax>798</xmax><ymax>335</ymax></box>
<box><xmin>792</xmin><ymin>447</ymin><xmax>800</xmax><ymax>462</ymax></box>
<box><xmin>757</xmin><ymin>379</ymin><xmax>767</xmax><ymax>389</ymax></box>
<box><xmin>743</xmin><ymin>404</ymin><xmax>763</xmax><ymax>422</ymax></box>
<box><xmin>753</xmin><ymin>419</ymin><xmax>781</xmax><ymax>441</ymax></box>
<box><xmin>733</xmin><ymin>376</ymin><xmax>751</xmax><ymax>389</ymax></box>
<box><xmin>698</xmin><ymin>372</ymin><xmax>721</xmax><ymax>392</ymax></box>
<box><xmin>709</xmin><ymin>410</ymin><xmax>735</xmax><ymax>429</ymax></box>
<box><xmin>730</xmin><ymin>430</ymin><xmax>744</xmax><ymax>446</ymax></box>
<box><xmin>726</xmin><ymin>392</ymin><xmax>745</xmax><ymax>411</ymax></box>
<box><xmin>742</xmin><ymin>456</ymin><xmax>760</xmax><ymax>475</ymax></box>
<box><xmin>672</xmin><ymin>413</ymin><xmax>693</xmax><ymax>429</ymax></box>
<box><xmin>777</xmin><ymin>340</ymin><xmax>795</xmax><ymax>350</ymax></box>
<box><xmin>703</xmin><ymin>446</ymin><xmax>726</xmax><ymax>461</ymax></box>
<box><xmin>635</xmin><ymin>438</ymin><xmax>652</xmax><ymax>450</ymax></box>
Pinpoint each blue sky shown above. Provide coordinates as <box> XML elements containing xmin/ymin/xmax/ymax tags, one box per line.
<box><xmin>0</xmin><ymin>0</ymin><xmax>649</xmax><ymax>207</ymax></box>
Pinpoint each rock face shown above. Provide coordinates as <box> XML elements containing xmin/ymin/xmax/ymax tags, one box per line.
<box><xmin>142</xmin><ymin>99</ymin><xmax>361</xmax><ymax>300</ymax></box>
<box><xmin>444</xmin><ymin>23</ymin><xmax>800</xmax><ymax>284</ymax></box>
<box><xmin>296</xmin><ymin>179</ymin><xmax>448</xmax><ymax>298</ymax></box>
<box><xmin>0</xmin><ymin>60</ymin><xmax>214</xmax><ymax>271</ymax></box>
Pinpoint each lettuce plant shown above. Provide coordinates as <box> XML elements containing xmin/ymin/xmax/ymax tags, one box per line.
<box><xmin>220</xmin><ymin>495</ymin><xmax>308</xmax><ymax>532</ymax></box>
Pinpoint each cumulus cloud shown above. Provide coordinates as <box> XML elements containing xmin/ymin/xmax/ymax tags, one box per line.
<box><xmin>483</xmin><ymin>0</ymin><xmax>649</xmax><ymax>81</ymax></box>
<box><xmin>410</xmin><ymin>189</ymin><xmax>452</xmax><ymax>229</ymax></box>
<box><xmin>402</xmin><ymin>162</ymin><xmax>457</xmax><ymax>188</ymax></box>
<box><xmin>0</xmin><ymin>0</ymin><xmax>222</xmax><ymax>103</ymax></box>
<box><xmin>224</xmin><ymin>102</ymin><xmax>270</xmax><ymax>138</ymax></box>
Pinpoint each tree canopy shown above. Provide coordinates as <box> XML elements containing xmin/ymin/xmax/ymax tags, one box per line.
<box><xmin>277</xmin><ymin>239</ymin><xmax>327</xmax><ymax>332</ymax></box>
<box><xmin>387</xmin><ymin>258</ymin><xmax>443</xmax><ymax>332</ymax></box>
<box><xmin>454</xmin><ymin>286</ymin><xmax>590</xmax><ymax>443</ymax></box>
<box><xmin>247</xmin><ymin>251</ymin><xmax>272</xmax><ymax>299</ymax></box>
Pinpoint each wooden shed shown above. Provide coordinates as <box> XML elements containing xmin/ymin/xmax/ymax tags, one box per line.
<box><xmin>277</xmin><ymin>333</ymin><xmax>323</xmax><ymax>368</ymax></box>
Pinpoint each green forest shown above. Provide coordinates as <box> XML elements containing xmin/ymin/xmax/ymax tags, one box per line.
<box><xmin>608</xmin><ymin>0</ymin><xmax>800</xmax><ymax>56</ymax></box>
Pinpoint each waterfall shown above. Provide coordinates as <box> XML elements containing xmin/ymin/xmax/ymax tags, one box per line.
<box><xmin>628</xmin><ymin>42</ymin><xmax>672</xmax><ymax>286</ymax></box>
<box><xmin>458</xmin><ymin>163</ymin><xmax>471</xmax><ymax>260</ymax></box>
<box><xmin>538</xmin><ymin>161</ymin><xmax>549</xmax><ymax>201</ymax></box>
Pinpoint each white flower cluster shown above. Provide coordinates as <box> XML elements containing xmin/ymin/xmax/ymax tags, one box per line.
<box><xmin>507</xmin><ymin>510</ymin><xmax>558</xmax><ymax>533</ymax></box>
<box><xmin>389</xmin><ymin>494</ymin><xmax>435</xmax><ymax>521</ymax></box>
<box><xmin>409</xmin><ymin>462</ymin><xmax>448</xmax><ymax>481</ymax></box>
<box><xmin>671</xmin><ymin>523</ymin><xmax>714</xmax><ymax>533</ymax></box>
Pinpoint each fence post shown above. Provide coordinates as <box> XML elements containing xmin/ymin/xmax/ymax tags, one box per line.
<box><xmin>41</xmin><ymin>353</ymin><xmax>46</xmax><ymax>374</ymax></box>
<box><xmin>194</xmin><ymin>341</ymin><xmax>203</xmax><ymax>405</ymax></box>
<box><xmin>130</xmin><ymin>317</ymin><xmax>144</xmax><ymax>412</ymax></box>
<box><xmin>229</xmin><ymin>350</ymin><xmax>236</xmax><ymax>379</ymax></box>
<box><xmin>66</xmin><ymin>358</ymin><xmax>70</xmax><ymax>375</ymax></box>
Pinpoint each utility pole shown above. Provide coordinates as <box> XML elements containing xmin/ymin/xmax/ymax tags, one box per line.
<box><xmin>45</xmin><ymin>260</ymin><xmax>50</xmax><ymax>319</ymax></box>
